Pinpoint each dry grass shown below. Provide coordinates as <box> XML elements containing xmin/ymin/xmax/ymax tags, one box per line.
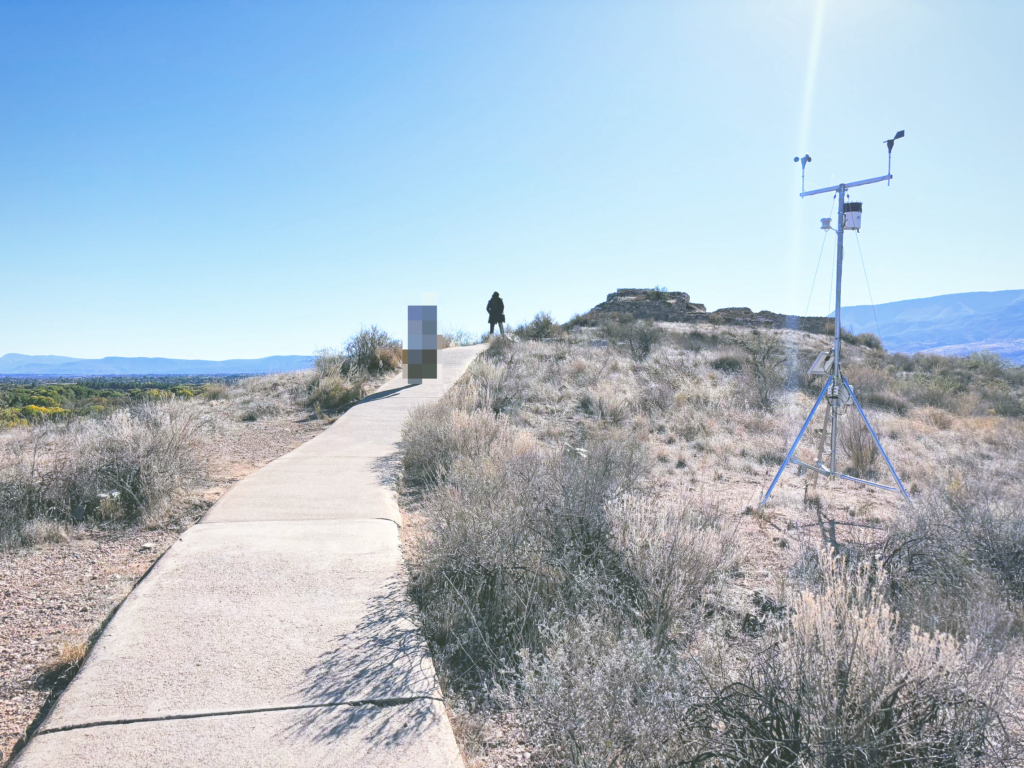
<box><xmin>201</xmin><ymin>382</ymin><xmax>229</xmax><ymax>400</ymax></box>
<box><xmin>344</xmin><ymin>326</ymin><xmax>402</xmax><ymax>374</ymax></box>
<box><xmin>34</xmin><ymin>640</ymin><xmax>89</xmax><ymax>688</ymax></box>
<box><xmin>399</xmin><ymin>320</ymin><xmax>1024</xmax><ymax>766</ymax></box>
<box><xmin>0</xmin><ymin>325</ymin><xmax>407</xmax><ymax>549</ymax></box>
<box><xmin>0</xmin><ymin>366</ymin><xmax>339</xmax><ymax>761</ymax></box>
<box><xmin>705</xmin><ymin>551</ymin><xmax>1018</xmax><ymax>767</ymax></box>
<box><xmin>301</xmin><ymin>329</ymin><xmax>402</xmax><ymax>413</ymax></box>
<box><xmin>0</xmin><ymin>400</ymin><xmax>211</xmax><ymax>547</ymax></box>
<box><xmin>440</xmin><ymin>328</ymin><xmax>480</xmax><ymax>348</ymax></box>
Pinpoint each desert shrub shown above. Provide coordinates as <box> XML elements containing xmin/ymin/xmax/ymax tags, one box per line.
<box><xmin>518</xmin><ymin>619</ymin><xmax>696</xmax><ymax>768</ymax></box>
<box><xmin>468</xmin><ymin>358</ymin><xmax>528</xmax><ymax>415</ymax></box>
<box><xmin>304</xmin><ymin>346</ymin><xmax>374</xmax><ymax>412</ymax></box>
<box><xmin>824</xmin><ymin>320</ymin><xmax>863</xmax><ymax>346</ymax></box>
<box><xmin>859</xmin><ymin>390</ymin><xmax>910</xmax><ymax>415</ymax></box>
<box><xmin>514</xmin><ymin>312</ymin><xmax>563</xmax><ymax>341</ymax></box>
<box><xmin>602</xmin><ymin>318</ymin><xmax>664</xmax><ymax>361</ymax></box>
<box><xmin>563</xmin><ymin>311</ymin><xmax>599</xmax><ymax>328</ymax></box>
<box><xmin>703</xmin><ymin>550</ymin><xmax>1018</xmax><ymax>768</ymax></box>
<box><xmin>917</xmin><ymin>406</ymin><xmax>954</xmax><ymax>429</ymax></box>
<box><xmin>400</xmin><ymin>326</ymin><xmax>1023</xmax><ymax>767</ymax></box>
<box><xmin>202</xmin><ymin>382</ymin><xmax>229</xmax><ymax>400</ymax></box>
<box><xmin>898</xmin><ymin>373</ymin><xmax>963</xmax><ymax>411</ymax></box>
<box><xmin>439</xmin><ymin>328</ymin><xmax>477</xmax><ymax>348</ymax></box>
<box><xmin>854</xmin><ymin>331</ymin><xmax>883</xmax><ymax>349</ymax></box>
<box><xmin>578</xmin><ymin>391</ymin><xmax>629</xmax><ymax>425</ymax></box>
<box><xmin>634</xmin><ymin>363</ymin><xmax>679</xmax><ymax>415</ymax></box>
<box><xmin>345</xmin><ymin>326</ymin><xmax>402</xmax><ymax>374</ymax></box>
<box><xmin>312</xmin><ymin>347</ymin><xmax>349</xmax><ymax>378</ymax></box>
<box><xmin>239</xmin><ymin>400</ymin><xmax>281</xmax><ymax>421</ymax></box>
<box><xmin>979</xmin><ymin>382</ymin><xmax>1024</xmax><ymax>417</ymax></box>
<box><xmin>609</xmin><ymin>493</ymin><xmax>738</xmax><ymax>646</ymax></box>
<box><xmin>711</xmin><ymin>353</ymin><xmax>745</xmax><ymax>374</ymax></box>
<box><xmin>408</xmin><ymin>429</ymin><xmax>652</xmax><ymax>688</ymax></box>
<box><xmin>863</xmin><ymin>350</ymin><xmax>1024</xmax><ymax>416</ymax></box>
<box><xmin>882</xmin><ymin>469</ymin><xmax>1024</xmax><ymax>641</ymax></box>
<box><xmin>673</xmin><ymin>329</ymin><xmax>725</xmax><ymax>352</ymax></box>
<box><xmin>0</xmin><ymin>400</ymin><xmax>208</xmax><ymax>547</ymax></box>
<box><xmin>305</xmin><ymin>374</ymin><xmax>364</xmax><ymax>412</ymax></box>
<box><xmin>744</xmin><ymin>331</ymin><xmax>786</xmax><ymax>410</ymax></box>
<box><xmin>13</xmin><ymin>518</ymin><xmax>70</xmax><ymax>547</ymax></box>
<box><xmin>400</xmin><ymin>402</ymin><xmax>506</xmax><ymax>487</ymax></box>
<box><xmin>839</xmin><ymin>415</ymin><xmax>879</xmax><ymax>477</ymax></box>
<box><xmin>484</xmin><ymin>332</ymin><xmax>516</xmax><ymax>361</ymax></box>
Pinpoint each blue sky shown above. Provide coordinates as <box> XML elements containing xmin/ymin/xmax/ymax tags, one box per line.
<box><xmin>1</xmin><ymin>1</ymin><xmax>1021</xmax><ymax>359</ymax></box>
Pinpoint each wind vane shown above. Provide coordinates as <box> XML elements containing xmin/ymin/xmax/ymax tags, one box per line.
<box><xmin>760</xmin><ymin>131</ymin><xmax>909</xmax><ymax>508</ymax></box>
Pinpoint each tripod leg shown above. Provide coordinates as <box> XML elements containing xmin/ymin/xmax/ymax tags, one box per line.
<box><xmin>843</xmin><ymin>376</ymin><xmax>912</xmax><ymax>504</ymax></box>
<box><xmin>759</xmin><ymin>377</ymin><xmax>832</xmax><ymax>508</ymax></box>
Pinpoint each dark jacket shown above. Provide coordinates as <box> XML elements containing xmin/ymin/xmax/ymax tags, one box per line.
<box><xmin>486</xmin><ymin>297</ymin><xmax>505</xmax><ymax>323</ymax></box>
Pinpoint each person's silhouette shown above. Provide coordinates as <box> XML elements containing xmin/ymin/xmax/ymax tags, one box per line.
<box><xmin>486</xmin><ymin>292</ymin><xmax>505</xmax><ymax>335</ymax></box>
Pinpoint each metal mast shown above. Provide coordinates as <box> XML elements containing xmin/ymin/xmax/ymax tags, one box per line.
<box><xmin>831</xmin><ymin>186</ymin><xmax>845</xmax><ymax>476</ymax></box>
<box><xmin>759</xmin><ymin>133</ymin><xmax>909</xmax><ymax>508</ymax></box>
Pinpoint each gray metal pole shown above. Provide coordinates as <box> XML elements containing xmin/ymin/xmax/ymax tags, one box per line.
<box><xmin>830</xmin><ymin>185</ymin><xmax>845</xmax><ymax>476</ymax></box>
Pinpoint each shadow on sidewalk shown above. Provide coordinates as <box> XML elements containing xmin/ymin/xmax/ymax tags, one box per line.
<box><xmin>350</xmin><ymin>382</ymin><xmax>422</xmax><ymax>408</ymax></box>
<box><xmin>284</xmin><ymin>581</ymin><xmax>442</xmax><ymax>745</ymax></box>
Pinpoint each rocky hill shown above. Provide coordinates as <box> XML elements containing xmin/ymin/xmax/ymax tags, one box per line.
<box><xmin>572</xmin><ymin>288</ymin><xmax>832</xmax><ymax>335</ymax></box>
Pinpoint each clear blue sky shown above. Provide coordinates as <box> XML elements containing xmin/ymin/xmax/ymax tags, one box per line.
<box><xmin>1</xmin><ymin>1</ymin><xmax>1021</xmax><ymax>359</ymax></box>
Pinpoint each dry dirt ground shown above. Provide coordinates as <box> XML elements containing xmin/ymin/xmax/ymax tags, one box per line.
<box><xmin>399</xmin><ymin>326</ymin><xmax>1024</xmax><ymax>767</ymax></box>
<box><xmin>0</xmin><ymin>387</ymin><xmax>331</xmax><ymax>765</ymax></box>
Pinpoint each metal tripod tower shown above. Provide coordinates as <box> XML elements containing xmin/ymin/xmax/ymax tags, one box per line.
<box><xmin>759</xmin><ymin>132</ymin><xmax>911</xmax><ymax>508</ymax></box>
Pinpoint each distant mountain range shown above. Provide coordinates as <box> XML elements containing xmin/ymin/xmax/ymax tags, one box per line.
<box><xmin>839</xmin><ymin>290</ymin><xmax>1024</xmax><ymax>364</ymax></box>
<box><xmin>8</xmin><ymin>289</ymin><xmax>1022</xmax><ymax>374</ymax></box>
<box><xmin>0</xmin><ymin>354</ymin><xmax>314</xmax><ymax>376</ymax></box>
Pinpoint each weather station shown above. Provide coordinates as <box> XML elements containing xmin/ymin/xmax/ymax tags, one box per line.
<box><xmin>759</xmin><ymin>131</ymin><xmax>910</xmax><ymax>508</ymax></box>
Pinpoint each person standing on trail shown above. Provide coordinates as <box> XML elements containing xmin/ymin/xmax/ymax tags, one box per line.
<box><xmin>486</xmin><ymin>291</ymin><xmax>505</xmax><ymax>335</ymax></box>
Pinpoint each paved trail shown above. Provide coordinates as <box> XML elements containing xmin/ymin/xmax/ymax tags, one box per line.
<box><xmin>14</xmin><ymin>346</ymin><xmax>484</xmax><ymax>768</ymax></box>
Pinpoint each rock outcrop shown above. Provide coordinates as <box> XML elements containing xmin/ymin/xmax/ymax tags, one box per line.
<box><xmin>572</xmin><ymin>288</ymin><xmax>831</xmax><ymax>335</ymax></box>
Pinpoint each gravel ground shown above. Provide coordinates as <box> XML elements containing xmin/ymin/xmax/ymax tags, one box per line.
<box><xmin>0</xmin><ymin>386</ymin><xmax>332</xmax><ymax>765</ymax></box>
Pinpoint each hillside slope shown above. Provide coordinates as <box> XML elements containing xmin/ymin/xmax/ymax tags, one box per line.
<box><xmin>398</xmin><ymin>321</ymin><xmax>1024</xmax><ymax>767</ymax></box>
<box><xmin>840</xmin><ymin>289</ymin><xmax>1024</xmax><ymax>361</ymax></box>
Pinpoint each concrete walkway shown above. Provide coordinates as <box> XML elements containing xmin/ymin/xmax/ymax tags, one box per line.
<box><xmin>14</xmin><ymin>346</ymin><xmax>484</xmax><ymax>768</ymax></box>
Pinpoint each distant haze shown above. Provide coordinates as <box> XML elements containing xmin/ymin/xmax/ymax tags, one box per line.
<box><xmin>0</xmin><ymin>354</ymin><xmax>313</xmax><ymax>376</ymax></box>
<box><xmin>840</xmin><ymin>290</ymin><xmax>1024</xmax><ymax>364</ymax></box>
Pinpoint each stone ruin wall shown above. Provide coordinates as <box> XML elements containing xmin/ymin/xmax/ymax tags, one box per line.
<box><xmin>584</xmin><ymin>288</ymin><xmax>831</xmax><ymax>335</ymax></box>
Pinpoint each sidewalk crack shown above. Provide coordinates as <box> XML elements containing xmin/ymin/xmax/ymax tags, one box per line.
<box><xmin>36</xmin><ymin>696</ymin><xmax>442</xmax><ymax>735</ymax></box>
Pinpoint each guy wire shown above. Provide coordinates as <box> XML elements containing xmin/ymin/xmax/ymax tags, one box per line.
<box><xmin>805</xmin><ymin>230</ymin><xmax>831</xmax><ymax>318</ymax></box>
<box><xmin>854</xmin><ymin>232</ymin><xmax>882</xmax><ymax>339</ymax></box>
<box><xmin>804</xmin><ymin>194</ymin><xmax>837</xmax><ymax>318</ymax></box>
<box><xmin>827</xmin><ymin>233</ymin><xmax>836</xmax><ymax>318</ymax></box>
